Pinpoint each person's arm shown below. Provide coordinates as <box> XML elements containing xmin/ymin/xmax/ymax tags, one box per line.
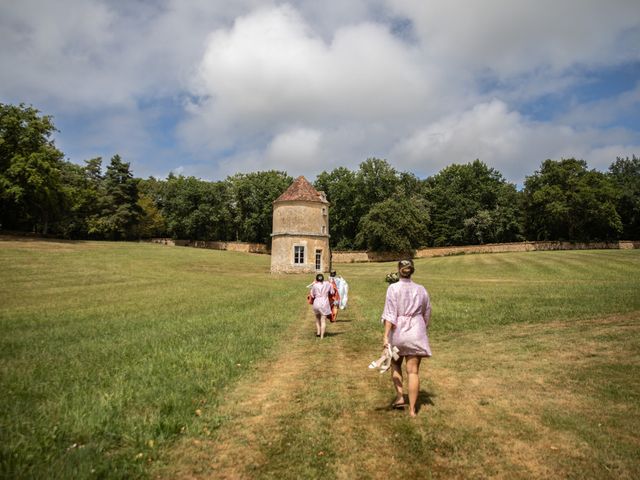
<box><xmin>383</xmin><ymin>320</ymin><xmax>394</xmax><ymax>347</ymax></box>
<box><xmin>423</xmin><ymin>288</ymin><xmax>431</xmax><ymax>330</ymax></box>
<box><xmin>382</xmin><ymin>285</ymin><xmax>397</xmax><ymax>346</ymax></box>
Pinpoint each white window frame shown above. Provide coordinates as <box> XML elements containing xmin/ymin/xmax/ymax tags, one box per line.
<box><xmin>293</xmin><ymin>245</ymin><xmax>305</xmax><ymax>265</ymax></box>
<box><xmin>315</xmin><ymin>249</ymin><xmax>322</xmax><ymax>271</ymax></box>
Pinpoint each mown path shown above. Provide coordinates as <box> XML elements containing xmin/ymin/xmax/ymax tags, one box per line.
<box><xmin>157</xmin><ymin>300</ymin><xmax>640</xmax><ymax>479</ymax></box>
<box><xmin>157</xmin><ymin>298</ymin><xmax>427</xmax><ymax>479</ymax></box>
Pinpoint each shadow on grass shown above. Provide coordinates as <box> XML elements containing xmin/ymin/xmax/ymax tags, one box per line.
<box><xmin>373</xmin><ymin>390</ymin><xmax>436</xmax><ymax>412</ymax></box>
<box><xmin>416</xmin><ymin>390</ymin><xmax>436</xmax><ymax>413</ymax></box>
<box><xmin>323</xmin><ymin>331</ymin><xmax>345</xmax><ymax>337</ymax></box>
<box><xmin>0</xmin><ymin>233</ymin><xmax>88</xmax><ymax>243</ymax></box>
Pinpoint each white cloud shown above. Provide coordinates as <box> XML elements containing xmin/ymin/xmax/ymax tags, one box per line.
<box><xmin>0</xmin><ymin>0</ymin><xmax>273</xmax><ymax>109</ymax></box>
<box><xmin>584</xmin><ymin>144</ymin><xmax>640</xmax><ymax>172</ymax></box>
<box><xmin>0</xmin><ymin>0</ymin><xmax>120</xmax><ymax>107</ymax></box>
<box><xmin>180</xmin><ymin>4</ymin><xmax>438</xmax><ymax>153</ymax></box>
<box><xmin>266</xmin><ymin>127</ymin><xmax>323</xmax><ymax>168</ymax></box>
<box><xmin>557</xmin><ymin>83</ymin><xmax>640</xmax><ymax>127</ymax></box>
<box><xmin>391</xmin><ymin>101</ymin><xmax>528</xmax><ymax>178</ymax></box>
<box><xmin>177</xmin><ymin>2</ymin><xmax>640</xmax><ymax>181</ymax></box>
<box><xmin>390</xmin><ymin>99</ymin><xmax>640</xmax><ymax>182</ymax></box>
<box><xmin>1</xmin><ymin>1</ymin><xmax>638</xmax><ymax>182</ymax></box>
<box><xmin>386</xmin><ymin>0</ymin><xmax>640</xmax><ymax>77</ymax></box>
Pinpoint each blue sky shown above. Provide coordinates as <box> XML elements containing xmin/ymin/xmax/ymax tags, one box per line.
<box><xmin>1</xmin><ymin>0</ymin><xmax>639</xmax><ymax>184</ymax></box>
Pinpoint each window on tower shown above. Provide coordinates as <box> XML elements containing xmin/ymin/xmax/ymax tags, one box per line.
<box><xmin>294</xmin><ymin>245</ymin><xmax>305</xmax><ymax>264</ymax></box>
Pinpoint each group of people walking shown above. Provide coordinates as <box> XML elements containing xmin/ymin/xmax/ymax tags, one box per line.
<box><xmin>308</xmin><ymin>259</ymin><xmax>431</xmax><ymax>417</ymax></box>
<box><xmin>308</xmin><ymin>271</ymin><xmax>348</xmax><ymax>338</ymax></box>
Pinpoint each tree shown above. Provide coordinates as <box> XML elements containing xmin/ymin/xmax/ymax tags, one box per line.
<box><xmin>314</xmin><ymin>160</ymin><xmax>424</xmax><ymax>250</ymax></box>
<box><xmin>608</xmin><ymin>155</ymin><xmax>640</xmax><ymax>239</ymax></box>
<box><xmin>136</xmin><ymin>176</ymin><xmax>168</xmax><ymax>238</ymax></box>
<box><xmin>195</xmin><ymin>180</ymin><xmax>235</xmax><ymax>241</ymax></box>
<box><xmin>50</xmin><ymin>159</ymin><xmax>103</xmax><ymax>238</ymax></box>
<box><xmin>0</xmin><ymin>103</ymin><xmax>66</xmax><ymax>233</ymax></box>
<box><xmin>424</xmin><ymin>160</ymin><xmax>522</xmax><ymax>246</ymax></box>
<box><xmin>150</xmin><ymin>175</ymin><xmax>197</xmax><ymax>239</ymax></box>
<box><xmin>88</xmin><ymin>155</ymin><xmax>141</xmax><ymax>239</ymax></box>
<box><xmin>314</xmin><ymin>167</ymin><xmax>359</xmax><ymax>249</ymax></box>
<box><xmin>523</xmin><ymin>158</ymin><xmax>622</xmax><ymax>241</ymax></box>
<box><xmin>228</xmin><ymin>171</ymin><xmax>293</xmax><ymax>244</ymax></box>
<box><xmin>356</xmin><ymin>195</ymin><xmax>430</xmax><ymax>254</ymax></box>
<box><xmin>353</xmin><ymin>158</ymin><xmax>401</xmax><ymax>218</ymax></box>
<box><xmin>134</xmin><ymin>193</ymin><xmax>167</xmax><ymax>239</ymax></box>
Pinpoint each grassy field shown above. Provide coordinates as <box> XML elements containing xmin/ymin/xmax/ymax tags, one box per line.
<box><xmin>1</xmin><ymin>238</ymin><xmax>639</xmax><ymax>479</ymax></box>
<box><xmin>347</xmin><ymin>250</ymin><xmax>640</xmax><ymax>479</ymax></box>
<box><xmin>0</xmin><ymin>238</ymin><xmax>305</xmax><ymax>479</ymax></box>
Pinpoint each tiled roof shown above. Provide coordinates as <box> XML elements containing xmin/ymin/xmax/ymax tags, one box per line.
<box><xmin>274</xmin><ymin>176</ymin><xmax>328</xmax><ymax>203</ymax></box>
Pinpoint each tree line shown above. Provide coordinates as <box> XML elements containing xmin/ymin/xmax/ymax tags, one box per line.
<box><xmin>2</xmin><ymin>103</ymin><xmax>639</xmax><ymax>253</ymax></box>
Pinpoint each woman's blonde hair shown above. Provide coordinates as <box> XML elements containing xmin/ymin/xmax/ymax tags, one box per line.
<box><xmin>398</xmin><ymin>259</ymin><xmax>415</xmax><ymax>277</ymax></box>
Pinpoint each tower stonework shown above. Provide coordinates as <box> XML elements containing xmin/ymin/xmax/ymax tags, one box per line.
<box><xmin>270</xmin><ymin>176</ymin><xmax>330</xmax><ymax>274</ymax></box>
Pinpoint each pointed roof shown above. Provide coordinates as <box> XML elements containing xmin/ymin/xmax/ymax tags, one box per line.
<box><xmin>274</xmin><ymin>176</ymin><xmax>328</xmax><ymax>203</ymax></box>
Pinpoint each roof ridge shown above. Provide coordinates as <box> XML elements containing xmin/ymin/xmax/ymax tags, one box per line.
<box><xmin>274</xmin><ymin>176</ymin><xmax>328</xmax><ymax>203</ymax></box>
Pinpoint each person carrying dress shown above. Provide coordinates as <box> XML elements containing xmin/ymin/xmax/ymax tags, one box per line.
<box><xmin>309</xmin><ymin>273</ymin><xmax>335</xmax><ymax>339</ymax></box>
<box><xmin>328</xmin><ymin>271</ymin><xmax>341</xmax><ymax>322</ymax></box>
<box><xmin>336</xmin><ymin>274</ymin><xmax>349</xmax><ymax>310</ymax></box>
<box><xmin>381</xmin><ymin>259</ymin><xmax>432</xmax><ymax>417</ymax></box>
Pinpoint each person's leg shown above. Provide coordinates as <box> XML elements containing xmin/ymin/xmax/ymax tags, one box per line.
<box><xmin>391</xmin><ymin>356</ymin><xmax>405</xmax><ymax>406</ymax></box>
<box><xmin>405</xmin><ymin>356</ymin><xmax>422</xmax><ymax>416</ymax></box>
<box><xmin>320</xmin><ymin>314</ymin><xmax>327</xmax><ymax>338</ymax></box>
<box><xmin>315</xmin><ymin>313</ymin><xmax>321</xmax><ymax>336</ymax></box>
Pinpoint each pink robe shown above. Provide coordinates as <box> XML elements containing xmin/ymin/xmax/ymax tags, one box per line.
<box><xmin>381</xmin><ymin>278</ymin><xmax>432</xmax><ymax>357</ymax></box>
<box><xmin>310</xmin><ymin>281</ymin><xmax>334</xmax><ymax>316</ymax></box>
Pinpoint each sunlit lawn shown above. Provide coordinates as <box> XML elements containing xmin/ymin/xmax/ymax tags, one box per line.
<box><xmin>1</xmin><ymin>238</ymin><xmax>639</xmax><ymax>479</ymax></box>
<box><xmin>0</xmin><ymin>238</ymin><xmax>305</xmax><ymax>479</ymax></box>
<box><xmin>340</xmin><ymin>249</ymin><xmax>640</xmax><ymax>479</ymax></box>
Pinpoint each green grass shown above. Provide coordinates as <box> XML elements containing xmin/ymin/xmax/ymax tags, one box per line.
<box><xmin>0</xmin><ymin>240</ymin><xmax>306</xmax><ymax>479</ymax></box>
<box><xmin>345</xmin><ymin>250</ymin><xmax>640</xmax><ymax>334</ymax></box>
<box><xmin>338</xmin><ymin>250</ymin><xmax>640</xmax><ymax>479</ymax></box>
<box><xmin>1</xmin><ymin>240</ymin><xmax>639</xmax><ymax>478</ymax></box>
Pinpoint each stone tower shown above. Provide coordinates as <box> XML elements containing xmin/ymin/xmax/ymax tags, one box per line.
<box><xmin>270</xmin><ymin>176</ymin><xmax>330</xmax><ymax>274</ymax></box>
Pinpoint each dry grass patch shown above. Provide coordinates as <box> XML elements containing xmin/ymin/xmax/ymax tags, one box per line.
<box><xmin>156</xmin><ymin>303</ymin><xmax>426</xmax><ymax>480</ymax></box>
<box><xmin>158</xmin><ymin>298</ymin><xmax>639</xmax><ymax>479</ymax></box>
<box><xmin>0</xmin><ymin>235</ymin><xmax>99</xmax><ymax>252</ymax></box>
<box><xmin>424</xmin><ymin>311</ymin><xmax>640</xmax><ymax>479</ymax></box>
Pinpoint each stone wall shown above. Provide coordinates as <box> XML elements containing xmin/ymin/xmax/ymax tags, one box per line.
<box><xmin>332</xmin><ymin>240</ymin><xmax>640</xmax><ymax>263</ymax></box>
<box><xmin>331</xmin><ymin>251</ymin><xmax>401</xmax><ymax>263</ymax></box>
<box><xmin>415</xmin><ymin>240</ymin><xmax>640</xmax><ymax>258</ymax></box>
<box><xmin>146</xmin><ymin>238</ymin><xmax>640</xmax><ymax>262</ymax></box>
<box><xmin>147</xmin><ymin>238</ymin><xmax>268</xmax><ymax>254</ymax></box>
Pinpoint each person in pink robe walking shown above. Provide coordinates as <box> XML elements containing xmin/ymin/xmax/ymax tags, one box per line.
<box><xmin>381</xmin><ymin>259</ymin><xmax>432</xmax><ymax>416</ymax></box>
<box><xmin>309</xmin><ymin>273</ymin><xmax>335</xmax><ymax>339</ymax></box>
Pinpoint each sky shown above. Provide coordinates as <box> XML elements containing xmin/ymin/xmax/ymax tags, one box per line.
<box><xmin>1</xmin><ymin>0</ymin><xmax>639</xmax><ymax>185</ymax></box>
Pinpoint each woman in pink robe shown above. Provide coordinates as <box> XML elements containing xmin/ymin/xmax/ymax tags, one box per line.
<box><xmin>382</xmin><ymin>259</ymin><xmax>431</xmax><ymax>416</ymax></box>
<box><xmin>310</xmin><ymin>273</ymin><xmax>334</xmax><ymax>339</ymax></box>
